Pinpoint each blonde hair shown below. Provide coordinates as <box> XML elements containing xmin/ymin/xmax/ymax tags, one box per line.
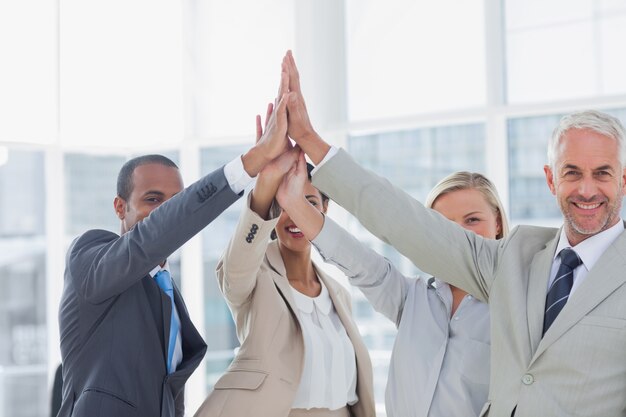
<box><xmin>425</xmin><ymin>171</ymin><xmax>509</xmax><ymax>239</ymax></box>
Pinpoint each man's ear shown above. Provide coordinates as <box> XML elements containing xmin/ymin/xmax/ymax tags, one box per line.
<box><xmin>114</xmin><ymin>196</ymin><xmax>126</xmax><ymax>220</ymax></box>
<box><xmin>544</xmin><ymin>165</ymin><xmax>557</xmax><ymax>196</ymax></box>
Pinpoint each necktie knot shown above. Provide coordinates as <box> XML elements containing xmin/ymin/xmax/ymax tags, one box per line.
<box><xmin>154</xmin><ymin>270</ymin><xmax>173</xmax><ymax>293</ymax></box>
<box><xmin>559</xmin><ymin>248</ymin><xmax>582</xmax><ymax>270</ymax></box>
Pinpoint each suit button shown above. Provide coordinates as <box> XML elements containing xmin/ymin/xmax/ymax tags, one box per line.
<box><xmin>251</xmin><ymin>224</ymin><xmax>258</xmax><ymax>231</ymax></box>
<box><xmin>522</xmin><ymin>374</ymin><xmax>534</xmax><ymax>385</ymax></box>
<box><xmin>247</xmin><ymin>233</ymin><xmax>255</xmax><ymax>241</ymax></box>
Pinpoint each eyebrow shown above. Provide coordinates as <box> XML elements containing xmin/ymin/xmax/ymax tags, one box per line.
<box><xmin>142</xmin><ymin>190</ymin><xmax>166</xmax><ymax>197</ymax></box>
<box><xmin>464</xmin><ymin>211</ymin><xmax>483</xmax><ymax>217</ymax></box>
<box><xmin>561</xmin><ymin>164</ymin><xmax>614</xmax><ymax>171</ymax></box>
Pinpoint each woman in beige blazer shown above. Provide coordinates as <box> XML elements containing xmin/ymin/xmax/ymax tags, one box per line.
<box><xmin>194</xmin><ymin>121</ymin><xmax>375</xmax><ymax>417</ymax></box>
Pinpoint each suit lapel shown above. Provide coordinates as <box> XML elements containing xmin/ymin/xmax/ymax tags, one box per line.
<box><xmin>265</xmin><ymin>241</ymin><xmax>300</xmax><ymax>320</ymax></box>
<box><xmin>534</xmin><ymin>231</ymin><xmax>626</xmax><ymax>359</ymax></box>
<box><xmin>141</xmin><ymin>275</ymin><xmax>170</xmax><ymax>368</ymax></box>
<box><xmin>526</xmin><ymin>233</ymin><xmax>559</xmax><ymax>356</ymax></box>
<box><xmin>171</xmin><ymin>285</ymin><xmax>207</xmax><ymax>374</ymax></box>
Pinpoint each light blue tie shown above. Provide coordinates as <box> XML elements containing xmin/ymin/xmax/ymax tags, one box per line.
<box><xmin>154</xmin><ymin>270</ymin><xmax>180</xmax><ymax>373</ymax></box>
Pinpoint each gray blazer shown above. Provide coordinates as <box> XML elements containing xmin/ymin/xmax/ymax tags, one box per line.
<box><xmin>57</xmin><ymin>167</ymin><xmax>240</xmax><ymax>417</ymax></box>
<box><xmin>313</xmin><ymin>149</ymin><xmax>626</xmax><ymax>417</ymax></box>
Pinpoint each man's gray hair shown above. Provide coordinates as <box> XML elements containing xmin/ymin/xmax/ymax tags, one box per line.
<box><xmin>547</xmin><ymin>110</ymin><xmax>626</xmax><ymax>168</ymax></box>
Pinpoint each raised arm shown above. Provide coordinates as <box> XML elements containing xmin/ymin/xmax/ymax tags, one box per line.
<box><xmin>283</xmin><ymin>53</ymin><xmax>499</xmax><ymax>302</ymax></box>
<box><xmin>217</xmin><ymin>106</ymin><xmax>299</xmax><ymax>308</ymax></box>
<box><xmin>277</xmin><ymin>153</ymin><xmax>412</xmax><ymax>324</ymax></box>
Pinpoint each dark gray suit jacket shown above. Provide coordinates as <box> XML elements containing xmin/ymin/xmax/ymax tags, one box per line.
<box><xmin>57</xmin><ymin>166</ymin><xmax>241</xmax><ymax>417</ymax></box>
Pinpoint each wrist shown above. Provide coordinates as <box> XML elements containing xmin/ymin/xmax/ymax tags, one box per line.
<box><xmin>242</xmin><ymin>145</ymin><xmax>271</xmax><ymax>178</ymax></box>
<box><xmin>299</xmin><ymin>131</ymin><xmax>329</xmax><ymax>165</ymax></box>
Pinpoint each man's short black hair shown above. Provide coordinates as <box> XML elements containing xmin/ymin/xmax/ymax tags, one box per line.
<box><xmin>116</xmin><ymin>154</ymin><xmax>179</xmax><ymax>200</ymax></box>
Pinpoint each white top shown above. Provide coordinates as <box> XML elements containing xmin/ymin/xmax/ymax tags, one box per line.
<box><xmin>290</xmin><ymin>280</ymin><xmax>358</xmax><ymax>410</ymax></box>
<box><xmin>149</xmin><ymin>262</ymin><xmax>182</xmax><ymax>372</ymax></box>
<box><xmin>224</xmin><ymin>155</ymin><xmax>255</xmax><ymax>194</ymax></box>
<box><xmin>549</xmin><ymin>219</ymin><xmax>624</xmax><ymax>295</ymax></box>
<box><xmin>313</xmin><ymin>216</ymin><xmax>490</xmax><ymax>417</ymax></box>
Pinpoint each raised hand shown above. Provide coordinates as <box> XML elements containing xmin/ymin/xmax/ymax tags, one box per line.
<box><xmin>276</xmin><ymin>151</ymin><xmax>308</xmax><ymax>211</ymax></box>
<box><xmin>283</xmin><ymin>50</ymin><xmax>315</xmax><ymax>142</ymax></box>
<box><xmin>250</xmin><ymin>106</ymin><xmax>299</xmax><ymax>220</ymax></box>
<box><xmin>282</xmin><ymin>50</ymin><xmax>330</xmax><ymax>165</ymax></box>
<box><xmin>276</xmin><ymin>150</ymin><xmax>325</xmax><ymax>240</ymax></box>
<box><xmin>241</xmin><ymin>67</ymin><xmax>291</xmax><ymax>178</ymax></box>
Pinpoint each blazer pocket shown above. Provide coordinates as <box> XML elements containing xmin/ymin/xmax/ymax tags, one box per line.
<box><xmin>73</xmin><ymin>387</ymin><xmax>137</xmax><ymax>417</ymax></box>
<box><xmin>214</xmin><ymin>369</ymin><xmax>268</xmax><ymax>391</ymax></box>
<box><xmin>579</xmin><ymin>315</ymin><xmax>626</xmax><ymax>329</ymax></box>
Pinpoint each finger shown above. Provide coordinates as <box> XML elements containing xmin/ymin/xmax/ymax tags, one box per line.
<box><xmin>255</xmin><ymin>115</ymin><xmax>262</xmax><ymax>142</ymax></box>
<box><xmin>296</xmin><ymin>150</ymin><xmax>306</xmax><ymax>176</ymax></box>
<box><xmin>275</xmin><ymin>93</ymin><xmax>288</xmax><ymax>116</ymax></box>
<box><xmin>287</xmin><ymin>50</ymin><xmax>301</xmax><ymax>93</ymax></box>
<box><xmin>265</xmin><ymin>102</ymin><xmax>273</xmax><ymax>129</ymax></box>
<box><xmin>276</xmin><ymin>59</ymin><xmax>289</xmax><ymax>106</ymax></box>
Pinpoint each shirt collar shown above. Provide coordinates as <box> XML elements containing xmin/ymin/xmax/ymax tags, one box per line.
<box><xmin>290</xmin><ymin>279</ymin><xmax>333</xmax><ymax>315</ymax></box>
<box><xmin>149</xmin><ymin>260</ymin><xmax>170</xmax><ymax>278</ymax></box>
<box><xmin>555</xmin><ymin>219</ymin><xmax>624</xmax><ymax>271</ymax></box>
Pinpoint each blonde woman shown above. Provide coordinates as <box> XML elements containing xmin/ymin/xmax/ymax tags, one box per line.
<box><xmin>276</xmin><ymin>152</ymin><xmax>509</xmax><ymax>417</ymax></box>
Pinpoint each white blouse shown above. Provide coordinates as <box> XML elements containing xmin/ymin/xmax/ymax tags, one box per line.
<box><xmin>290</xmin><ymin>280</ymin><xmax>358</xmax><ymax>410</ymax></box>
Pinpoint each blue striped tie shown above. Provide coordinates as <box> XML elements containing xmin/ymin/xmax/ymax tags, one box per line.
<box><xmin>154</xmin><ymin>270</ymin><xmax>180</xmax><ymax>373</ymax></box>
<box><xmin>543</xmin><ymin>248</ymin><xmax>582</xmax><ymax>335</ymax></box>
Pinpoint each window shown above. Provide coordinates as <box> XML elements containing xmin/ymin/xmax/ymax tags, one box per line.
<box><xmin>0</xmin><ymin>150</ymin><xmax>47</xmax><ymax>417</ymax></box>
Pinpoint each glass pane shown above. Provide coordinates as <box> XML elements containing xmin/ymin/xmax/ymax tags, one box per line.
<box><xmin>505</xmin><ymin>0</ymin><xmax>626</xmax><ymax>103</ymax></box>
<box><xmin>200</xmin><ymin>145</ymin><xmax>249</xmax><ymax>390</ymax></box>
<box><xmin>188</xmin><ymin>0</ymin><xmax>295</xmax><ymax>137</ymax></box>
<box><xmin>0</xmin><ymin>150</ymin><xmax>47</xmax><ymax>417</ymax></box>
<box><xmin>0</xmin><ymin>1</ymin><xmax>56</xmax><ymax>144</ymax></box>
<box><xmin>346</xmin><ymin>0</ymin><xmax>486</xmax><ymax>121</ymax></box>
<box><xmin>0</xmin><ymin>372</ymin><xmax>48</xmax><ymax>417</ymax></box>
<box><xmin>0</xmin><ymin>150</ymin><xmax>46</xmax><ymax>236</ymax></box>
<box><xmin>64</xmin><ymin>154</ymin><xmax>126</xmax><ymax>236</ymax></box>
<box><xmin>506</xmin><ymin>21</ymin><xmax>595</xmax><ymax>103</ymax></box>
<box><xmin>60</xmin><ymin>0</ymin><xmax>184</xmax><ymax>147</ymax></box>
<box><xmin>600</xmin><ymin>15</ymin><xmax>626</xmax><ymax>95</ymax></box>
<box><xmin>507</xmin><ymin>108</ymin><xmax>626</xmax><ymax>223</ymax></box>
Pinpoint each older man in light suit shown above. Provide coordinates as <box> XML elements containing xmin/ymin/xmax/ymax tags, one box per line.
<box><xmin>282</xmin><ymin>53</ymin><xmax>626</xmax><ymax>417</ymax></box>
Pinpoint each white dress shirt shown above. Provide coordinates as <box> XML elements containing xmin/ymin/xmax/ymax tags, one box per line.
<box><xmin>548</xmin><ymin>219</ymin><xmax>624</xmax><ymax>295</ymax></box>
<box><xmin>224</xmin><ymin>155</ymin><xmax>255</xmax><ymax>194</ymax></box>
<box><xmin>290</xmin><ymin>280</ymin><xmax>358</xmax><ymax>410</ymax></box>
<box><xmin>313</xmin><ymin>217</ymin><xmax>490</xmax><ymax>417</ymax></box>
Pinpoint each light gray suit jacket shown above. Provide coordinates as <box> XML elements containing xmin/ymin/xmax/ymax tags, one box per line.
<box><xmin>313</xmin><ymin>149</ymin><xmax>626</xmax><ymax>417</ymax></box>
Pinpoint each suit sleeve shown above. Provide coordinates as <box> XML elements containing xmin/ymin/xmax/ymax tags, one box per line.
<box><xmin>312</xmin><ymin>215</ymin><xmax>412</xmax><ymax>325</ymax></box>
<box><xmin>312</xmin><ymin>149</ymin><xmax>501</xmax><ymax>303</ymax></box>
<box><xmin>216</xmin><ymin>192</ymin><xmax>279</xmax><ymax>308</ymax></box>
<box><xmin>68</xmin><ymin>166</ymin><xmax>241</xmax><ymax>304</ymax></box>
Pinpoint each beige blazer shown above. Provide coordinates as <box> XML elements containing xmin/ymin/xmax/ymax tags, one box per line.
<box><xmin>194</xmin><ymin>195</ymin><xmax>375</xmax><ymax>417</ymax></box>
<box><xmin>312</xmin><ymin>149</ymin><xmax>626</xmax><ymax>417</ymax></box>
